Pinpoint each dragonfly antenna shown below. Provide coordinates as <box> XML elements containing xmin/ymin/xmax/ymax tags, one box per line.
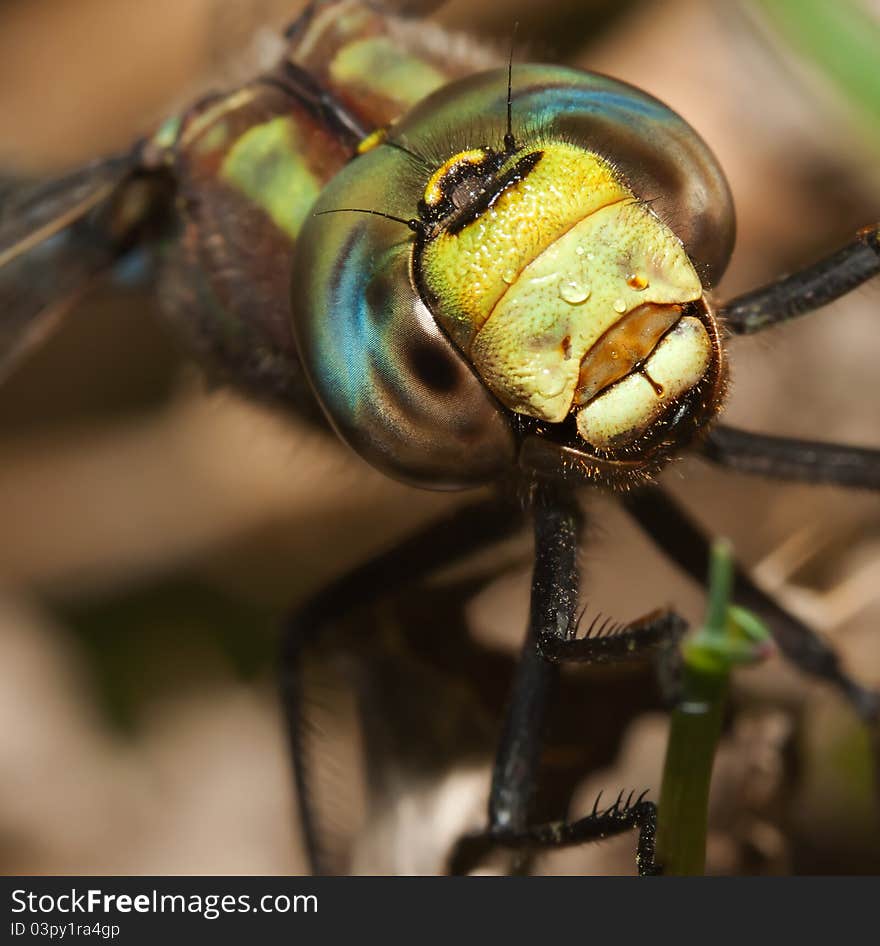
<box><xmin>504</xmin><ymin>22</ymin><xmax>519</xmax><ymax>152</ymax></box>
<box><xmin>315</xmin><ymin>208</ymin><xmax>423</xmax><ymax>232</ymax></box>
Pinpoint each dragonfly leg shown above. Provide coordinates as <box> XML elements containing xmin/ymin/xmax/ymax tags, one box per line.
<box><xmin>451</xmin><ymin>789</ymin><xmax>661</xmax><ymax>876</ymax></box>
<box><xmin>449</xmin><ymin>483</ymin><xmax>683</xmax><ymax>876</ymax></box>
<box><xmin>718</xmin><ymin>223</ymin><xmax>879</xmax><ymax>335</ymax></box>
<box><xmin>484</xmin><ymin>482</ymin><xmax>581</xmax><ymax>839</ymax></box>
<box><xmin>538</xmin><ymin>608</ymin><xmax>687</xmax><ymax>665</ymax></box>
<box><xmin>699</xmin><ymin>424</ymin><xmax>880</xmax><ymax>491</ymax></box>
<box><xmin>280</xmin><ymin>493</ymin><xmax>524</xmax><ymax>874</ymax></box>
<box><xmin>621</xmin><ymin>484</ymin><xmax>880</xmax><ymax>723</ymax></box>
<box><xmin>622</xmin><ymin>485</ymin><xmax>880</xmax><ymax>821</ymax></box>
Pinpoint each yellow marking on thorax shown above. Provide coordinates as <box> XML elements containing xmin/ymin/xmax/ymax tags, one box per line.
<box><xmin>220</xmin><ymin>116</ymin><xmax>320</xmax><ymax>240</ymax></box>
<box><xmin>332</xmin><ymin>36</ymin><xmax>447</xmax><ymax>107</ymax></box>
<box><xmin>357</xmin><ymin>127</ymin><xmax>388</xmax><ymax>155</ymax></box>
<box><xmin>423</xmin><ymin>149</ymin><xmax>490</xmax><ymax>207</ymax></box>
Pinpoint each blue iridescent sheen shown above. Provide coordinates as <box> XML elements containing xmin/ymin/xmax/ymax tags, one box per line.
<box><xmin>318</xmin><ymin>226</ymin><xmax>375</xmax><ymax>414</ymax></box>
<box><xmin>293</xmin><ymin>207</ymin><xmax>514</xmax><ymax>486</ymax></box>
<box><xmin>291</xmin><ymin>65</ymin><xmax>735</xmax><ymax>487</ymax></box>
<box><xmin>397</xmin><ymin>65</ymin><xmax>735</xmax><ymax>284</ymax></box>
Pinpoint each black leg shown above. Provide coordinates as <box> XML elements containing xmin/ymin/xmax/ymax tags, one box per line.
<box><xmin>718</xmin><ymin>224</ymin><xmax>879</xmax><ymax>335</ymax></box>
<box><xmin>449</xmin><ymin>483</ymin><xmax>681</xmax><ymax>876</ymax></box>
<box><xmin>280</xmin><ymin>493</ymin><xmax>525</xmax><ymax>875</ymax></box>
<box><xmin>538</xmin><ymin>608</ymin><xmax>687</xmax><ymax>665</ymax></box>
<box><xmin>452</xmin><ymin>790</ymin><xmax>660</xmax><ymax>876</ymax></box>
<box><xmin>621</xmin><ymin>485</ymin><xmax>880</xmax><ymax>722</ymax></box>
<box><xmin>700</xmin><ymin>424</ymin><xmax>880</xmax><ymax>491</ymax></box>
<box><xmin>502</xmin><ymin>790</ymin><xmax>659</xmax><ymax>873</ymax></box>
<box><xmin>487</xmin><ymin>481</ymin><xmax>582</xmax><ymax>837</ymax></box>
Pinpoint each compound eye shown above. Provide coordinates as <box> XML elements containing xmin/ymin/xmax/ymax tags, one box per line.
<box><xmin>293</xmin><ymin>64</ymin><xmax>732</xmax><ymax>488</ymax></box>
<box><xmin>291</xmin><ymin>187</ymin><xmax>516</xmax><ymax>489</ymax></box>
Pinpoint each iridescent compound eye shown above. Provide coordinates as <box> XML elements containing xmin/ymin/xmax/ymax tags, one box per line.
<box><xmin>292</xmin><ymin>65</ymin><xmax>734</xmax><ymax>489</ymax></box>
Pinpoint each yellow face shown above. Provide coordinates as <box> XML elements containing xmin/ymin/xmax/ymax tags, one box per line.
<box><xmin>414</xmin><ymin>139</ymin><xmax>722</xmax><ymax>460</ymax></box>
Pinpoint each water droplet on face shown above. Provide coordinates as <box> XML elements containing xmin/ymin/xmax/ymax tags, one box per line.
<box><xmin>502</xmin><ymin>267</ymin><xmax>516</xmax><ymax>285</ymax></box>
<box><xmin>559</xmin><ymin>278</ymin><xmax>591</xmax><ymax>304</ymax></box>
<box><xmin>627</xmin><ymin>273</ymin><xmax>649</xmax><ymax>290</ymax></box>
<box><xmin>613</xmin><ymin>298</ymin><xmax>627</xmax><ymax>314</ymax></box>
<box><xmin>575</xmin><ymin>246</ymin><xmax>585</xmax><ymax>256</ymax></box>
<box><xmin>537</xmin><ymin>367</ymin><xmax>566</xmax><ymax>398</ymax></box>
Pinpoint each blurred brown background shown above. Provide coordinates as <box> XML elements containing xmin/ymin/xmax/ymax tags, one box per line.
<box><xmin>0</xmin><ymin>0</ymin><xmax>878</xmax><ymax>875</ymax></box>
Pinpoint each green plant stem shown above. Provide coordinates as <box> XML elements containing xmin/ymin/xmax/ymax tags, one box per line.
<box><xmin>655</xmin><ymin>668</ymin><xmax>728</xmax><ymax>875</ymax></box>
<box><xmin>655</xmin><ymin>540</ymin><xmax>770</xmax><ymax>876</ymax></box>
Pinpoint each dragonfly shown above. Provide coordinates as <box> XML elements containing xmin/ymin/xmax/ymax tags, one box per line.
<box><xmin>2</xmin><ymin>0</ymin><xmax>879</xmax><ymax>875</ymax></box>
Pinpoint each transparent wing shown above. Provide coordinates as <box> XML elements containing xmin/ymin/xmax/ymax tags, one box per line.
<box><xmin>295</xmin><ymin>574</ymin><xmax>507</xmax><ymax>874</ymax></box>
<box><xmin>0</xmin><ymin>156</ymin><xmax>134</xmax><ymax>269</ymax></box>
<box><xmin>0</xmin><ymin>152</ymin><xmax>162</xmax><ymax>382</ymax></box>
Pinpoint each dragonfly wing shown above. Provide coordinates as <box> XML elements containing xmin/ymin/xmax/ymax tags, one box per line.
<box><xmin>0</xmin><ymin>225</ymin><xmax>116</xmax><ymax>383</ymax></box>
<box><xmin>0</xmin><ymin>156</ymin><xmax>136</xmax><ymax>269</ymax></box>
<box><xmin>294</xmin><ymin>574</ymin><xmax>513</xmax><ymax>874</ymax></box>
<box><xmin>0</xmin><ymin>153</ymin><xmax>161</xmax><ymax>381</ymax></box>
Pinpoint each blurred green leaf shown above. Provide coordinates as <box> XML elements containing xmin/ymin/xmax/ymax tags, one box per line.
<box><xmin>753</xmin><ymin>0</ymin><xmax>880</xmax><ymax>149</ymax></box>
<box><xmin>55</xmin><ymin>578</ymin><xmax>275</xmax><ymax>733</ymax></box>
